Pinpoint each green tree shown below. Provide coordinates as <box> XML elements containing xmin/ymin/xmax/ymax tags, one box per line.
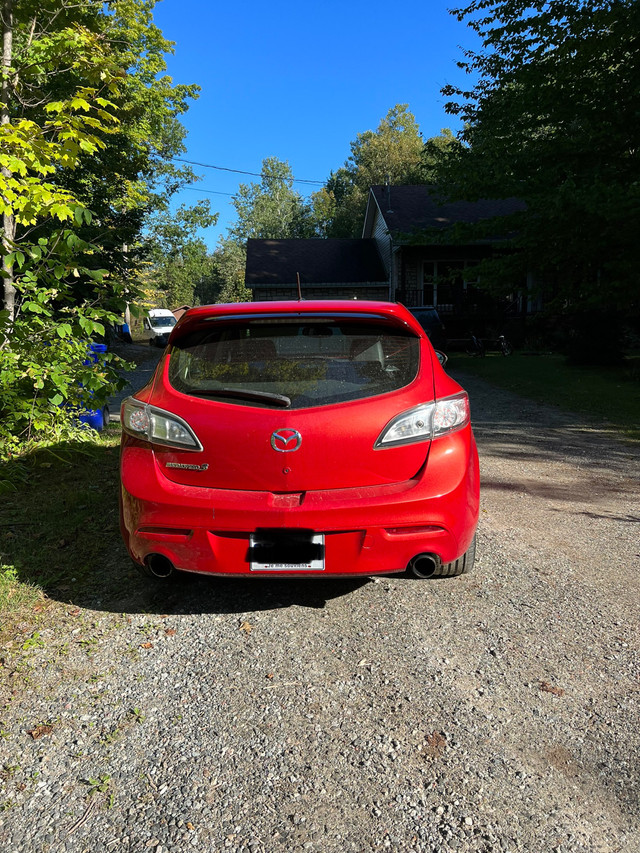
<box><xmin>54</xmin><ymin>0</ymin><xmax>206</xmax><ymax>305</ymax></box>
<box><xmin>419</xmin><ymin>128</ymin><xmax>462</xmax><ymax>184</ymax></box>
<box><xmin>145</xmin><ymin>200</ymin><xmax>218</xmax><ymax>307</ymax></box>
<box><xmin>228</xmin><ymin>157</ymin><xmax>313</xmax><ymax>243</ymax></box>
<box><xmin>0</xmin><ymin>0</ymin><xmax>202</xmax><ymax>452</ymax></box>
<box><xmin>441</xmin><ymin>0</ymin><xmax>640</xmax><ymax>322</ymax></box>
<box><xmin>211</xmin><ymin>239</ymin><xmax>251</xmax><ymax>304</ymax></box>
<box><xmin>315</xmin><ymin>104</ymin><xmax>426</xmax><ymax>237</ymax></box>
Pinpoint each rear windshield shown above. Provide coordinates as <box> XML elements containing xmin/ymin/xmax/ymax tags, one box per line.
<box><xmin>168</xmin><ymin>317</ymin><xmax>420</xmax><ymax>409</ymax></box>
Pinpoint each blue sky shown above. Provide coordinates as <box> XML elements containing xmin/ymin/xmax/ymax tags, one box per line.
<box><xmin>151</xmin><ymin>0</ymin><xmax>479</xmax><ymax>248</ymax></box>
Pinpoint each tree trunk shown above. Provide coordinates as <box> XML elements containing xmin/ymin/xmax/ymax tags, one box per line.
<box><xmin>1</xmin><ymin>0</ymin><xmax>16</xmax><ymax>323</ymax></box>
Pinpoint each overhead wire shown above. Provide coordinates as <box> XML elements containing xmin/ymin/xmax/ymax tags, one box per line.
<box><xmin>173</xmin><ymin>157</ymin><xmax>325</xmax><ymax>186</ymax></box>
<box><xmin>183</xmin><ymin>187</ymin><xmax>235</xmax><ymax>197</ymax></box>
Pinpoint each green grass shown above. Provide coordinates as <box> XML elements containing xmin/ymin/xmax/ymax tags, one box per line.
<box><xmin>0</xmin><ymin>565</ymin><xmax>42</xmax><ymax>614</ymax></box>
<box><xmin>448</xmin><ymin>351</ymin><xmax>640</xmax><ymax>442</ymax></box>
<box><xmin>0</xmin><ymin>425</ymin><xmax>126</xmax><ymax>634</ymax></box>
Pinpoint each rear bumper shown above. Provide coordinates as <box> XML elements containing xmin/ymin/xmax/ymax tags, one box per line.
<box><xmin>119</xmin><ymin>431</ymin><xmax>479</xmax><ymax>577</ymax></box>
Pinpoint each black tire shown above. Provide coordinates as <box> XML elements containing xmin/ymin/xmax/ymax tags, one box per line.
<box><xmin>434</xmin><ymin>535</ymin><xmax>476</xmax><ymax>578</ymax></box>
<box><xmin>501</xmin><ymin>341</ymin><xmax>513</xmax><ymax>356</ymax></box>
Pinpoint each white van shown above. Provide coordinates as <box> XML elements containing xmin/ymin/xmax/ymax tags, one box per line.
<box><xmin>142</xmin><ymin>308</ymin><xmax>177</xmax><ymax>347</ymax></box>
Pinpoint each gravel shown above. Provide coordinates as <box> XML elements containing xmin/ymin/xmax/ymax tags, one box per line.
<box><xmin>1</xmin><ymin>362</ymin><xmax>638</xmax><ymax>853</ymax></box>
<box><xmin>107</xmin><ymin>343</ymin><xmax>163</xmax><ymax>420</ymax></box>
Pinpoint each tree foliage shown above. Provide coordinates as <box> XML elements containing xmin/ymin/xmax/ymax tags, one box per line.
<box><xmin>228</xmin><ymin>157</ymin><xmax>313</xmax><ymax>243</ymax></box>
<box><xmin>0</xmin><ymin>0</ymin><xmax>204</xmax><ymax>454</ymax></box>
<box><xmin>313</xmin><ymin>104</ymin><xmax>427</xmax><ymax>237</ymax></box>
<box><xmin>220</xmin><ymin>157</ymin><xmax>313</xmax><ymax>300</ymax></box>
<box><xmin>440</xmin><ymin>0</ymin><xmax>640</xmax><ymax>316</ymax></box>
<box><xmin>205</xmin><ymin>239</ymin><xmax>252</xmax><ymax>305</ymax></box>
<box><xmin>144</xmin><ymin>200</ymin><xmax>217</xmax><ymax>307</ymax></box>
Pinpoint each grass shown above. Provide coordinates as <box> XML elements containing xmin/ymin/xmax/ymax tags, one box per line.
<box><xmin>0</xmin><ymin>425</ymin><xmax>126</xmax><ymax>638</ymax></box>
<box><xmin>448</xmin><ymin>351</ymin><xmax>640</xmax><ymax>442</ymax></box>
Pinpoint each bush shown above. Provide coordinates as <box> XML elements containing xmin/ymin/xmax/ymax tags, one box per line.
<box><xmin>564</xmin><ymin>312</ymin><xmax>625</xmax><ymax>366</ymax></box>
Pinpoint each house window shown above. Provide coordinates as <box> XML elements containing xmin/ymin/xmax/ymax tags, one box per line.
<box><xmin>422</xmin><ymin>262</ymin><xmax>436</xmax><ymax>305</ymax></box>
<box><xmin>421</xmin><ymin>260</ymin><xmax>466</xmax><ymax>313</ymax></box>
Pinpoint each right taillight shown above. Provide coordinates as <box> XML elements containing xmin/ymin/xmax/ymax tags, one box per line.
<box><xmin>375</xmin><ymin>392</ymin><xmax>470</xmax><ymax>448</ymax></box>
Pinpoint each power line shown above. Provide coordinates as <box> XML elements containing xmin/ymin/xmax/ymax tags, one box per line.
<box><xmin>173</xmin><ymin>157</ymin><xmax>325</xmax><ymax>186</ymax></box>
<box><xmin>184</xmin><ymin>185</ymin><xmax>316</xmax><ymax>201</ymax></box>
<box><xmin>183</xmin><ymin>187</ymin><xmax>235</xmax><ymax>197</ymax></box>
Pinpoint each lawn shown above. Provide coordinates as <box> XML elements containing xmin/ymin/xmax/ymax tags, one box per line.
<box><xmin>448</xmin><ymin>351</ymin><xmax>640</xmax><ymax>442</ymax></box>
<box><xmin>0</xmin><ymin>426</ymin><xmax>131</xmax><ymax>634</ymax></box>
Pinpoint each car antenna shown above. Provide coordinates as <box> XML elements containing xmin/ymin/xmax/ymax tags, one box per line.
<box><xmin>296</xmin><ymin>272</ymin><xmax>303</xmax><ymax>301</ymax></box>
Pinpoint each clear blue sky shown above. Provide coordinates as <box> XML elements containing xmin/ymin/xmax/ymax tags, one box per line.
<box><xmin>151</xmin><ymin>0</ymin><xmax>479</xmax><ymax>248</ymax></box>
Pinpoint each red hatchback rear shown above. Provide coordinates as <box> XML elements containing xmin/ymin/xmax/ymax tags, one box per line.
<box><xmin>119</xmin><ymin>301</ymin><xmax>479</xmax><ymax>579</ymax></box>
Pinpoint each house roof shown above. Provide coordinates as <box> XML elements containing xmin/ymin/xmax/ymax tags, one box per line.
<box><xmin>245</xmin><ymin>238</ymin><xmax>388</xmax><ymax>285</ymax></box>
<box><xmin>366</xmin><ymin>185</ymin><xmax>526</xmax><ymax>236</ymax></box>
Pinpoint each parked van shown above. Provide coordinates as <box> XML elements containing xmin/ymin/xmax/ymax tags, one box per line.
<box><xmin>142</xmin><ymin>308</ymin><xmax>177</xmax><ymax>347</ymax></box>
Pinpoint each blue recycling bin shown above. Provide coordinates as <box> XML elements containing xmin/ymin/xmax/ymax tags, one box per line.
<box><xmin>78</xmin><ymin>343</ymin><xmax>110</xmax><ymax>430</ymax></box>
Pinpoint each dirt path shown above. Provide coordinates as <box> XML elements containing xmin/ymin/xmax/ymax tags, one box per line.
<box><xmin>463</xmin><ymin>370</ymin><xmax>640</xmax><ymax>591</ymax></box>
<box><xmin>107</xmin><ymin>343</ymin><xmax>162</xmax><ymax>420</ymax></box>
<box><xmin>0</xmin><ymin>366</ymin><xmax>638</xmax><ymax>852</ymax></box>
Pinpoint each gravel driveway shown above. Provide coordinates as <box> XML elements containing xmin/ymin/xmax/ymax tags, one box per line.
<box><xmin>1</xmin><ymin>363</ymin><xmax>638</xmax><ymax>853</ymax></box>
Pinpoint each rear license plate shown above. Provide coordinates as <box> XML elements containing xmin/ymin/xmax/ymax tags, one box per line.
<box><xmin>249</xmin><ymin>532</ymin><xmax>325</xmax><ymax>572</ymax></box>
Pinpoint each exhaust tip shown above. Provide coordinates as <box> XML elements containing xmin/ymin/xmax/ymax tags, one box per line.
<box><xmin>407</xmin><ymin>553</ymin><xmax>441</xmax><ymax>579</ymax></box>
<box><xmin>145</xmin><ymin>553</ymin><xmax>175</xmax><ymax>579</ymax></box>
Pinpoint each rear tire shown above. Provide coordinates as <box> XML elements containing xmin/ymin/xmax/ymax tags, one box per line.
<box><xmin>434</xmin><ymin>535</ymin><xmax>476</xmax><ymax>578</ymax></box>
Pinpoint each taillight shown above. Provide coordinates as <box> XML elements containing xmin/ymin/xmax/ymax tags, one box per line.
<box><xmin>375</xmin><ymin>392</ymin><xmax>470</xmax><ymax>448</ymax></box>
<box><xmin>121</xmin><ymin>398</ymin><xmax>202</xmax><ymax>450</ymax></box>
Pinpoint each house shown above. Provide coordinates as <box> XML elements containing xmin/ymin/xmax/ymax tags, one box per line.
<box><xmin>245</xmin><ymin>187</ymin><xmax>528</xmax><ymax>334</ymax></box>
<box><xmin>362</xmin><ymin>185</ymin><xmax>527</xmax><ymax>322</ymax></box>
<box><xmin>244</xmin><ymin>238</ymin><xmax>388</xmax><ymax>302</ymax></box>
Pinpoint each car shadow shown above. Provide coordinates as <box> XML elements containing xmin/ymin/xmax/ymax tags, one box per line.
<box><xmin>99</xmin><ymin>566</ymin><xmax>374</xmax><ymax>617</ymax></box>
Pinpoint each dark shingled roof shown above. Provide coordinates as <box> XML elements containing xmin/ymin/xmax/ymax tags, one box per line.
<box><xmin>370</xmin><ymin>185</ymin><xmax>526</xmax><ymax>234</ymax></box>
<box><xmin>245</xmin><ymin>238</ymin><xmax>388</xmax><ymax>285</ymax></box>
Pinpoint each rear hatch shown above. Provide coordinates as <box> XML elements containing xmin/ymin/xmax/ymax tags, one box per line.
<box><xmin>150</xmin><ymin>310</ymin><xmax>434</xmax><ymax>492</ymax></box>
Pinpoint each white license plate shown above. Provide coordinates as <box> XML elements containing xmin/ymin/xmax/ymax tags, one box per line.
<box><xmin>249</xmin><ymin>533</ymin><xmax>325</xmax><ymax>572</ymax></box>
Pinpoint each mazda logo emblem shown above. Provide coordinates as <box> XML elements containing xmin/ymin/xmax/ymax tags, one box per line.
<box><xmin>271</xmin><ymin>429</ymin><xmax>302</xmax><ymax>452</ymax></box>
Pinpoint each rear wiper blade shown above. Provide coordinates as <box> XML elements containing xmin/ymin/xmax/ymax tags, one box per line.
<box><xmin>190</xmin><ymin>388</ymin><xmax>292</xmax><ymax>407</ymax></box>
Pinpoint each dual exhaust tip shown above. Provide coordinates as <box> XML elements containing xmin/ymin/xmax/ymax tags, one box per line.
<box><xmin>144</xmin><ymin>551</ymin><xmax>442</xmax><ymax>580</ymax></box>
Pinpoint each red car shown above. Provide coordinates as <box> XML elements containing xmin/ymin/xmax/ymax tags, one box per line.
<box><xmin>119</xmin><ymin>301</ymin><xmax>479</xmax><ymax>580</ymax></box>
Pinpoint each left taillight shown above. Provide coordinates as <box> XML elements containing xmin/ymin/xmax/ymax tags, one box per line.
<box><xmin>121</xmin><ymin>398</ymin><xmax>202</xmax><ymax>451</ymax></box>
